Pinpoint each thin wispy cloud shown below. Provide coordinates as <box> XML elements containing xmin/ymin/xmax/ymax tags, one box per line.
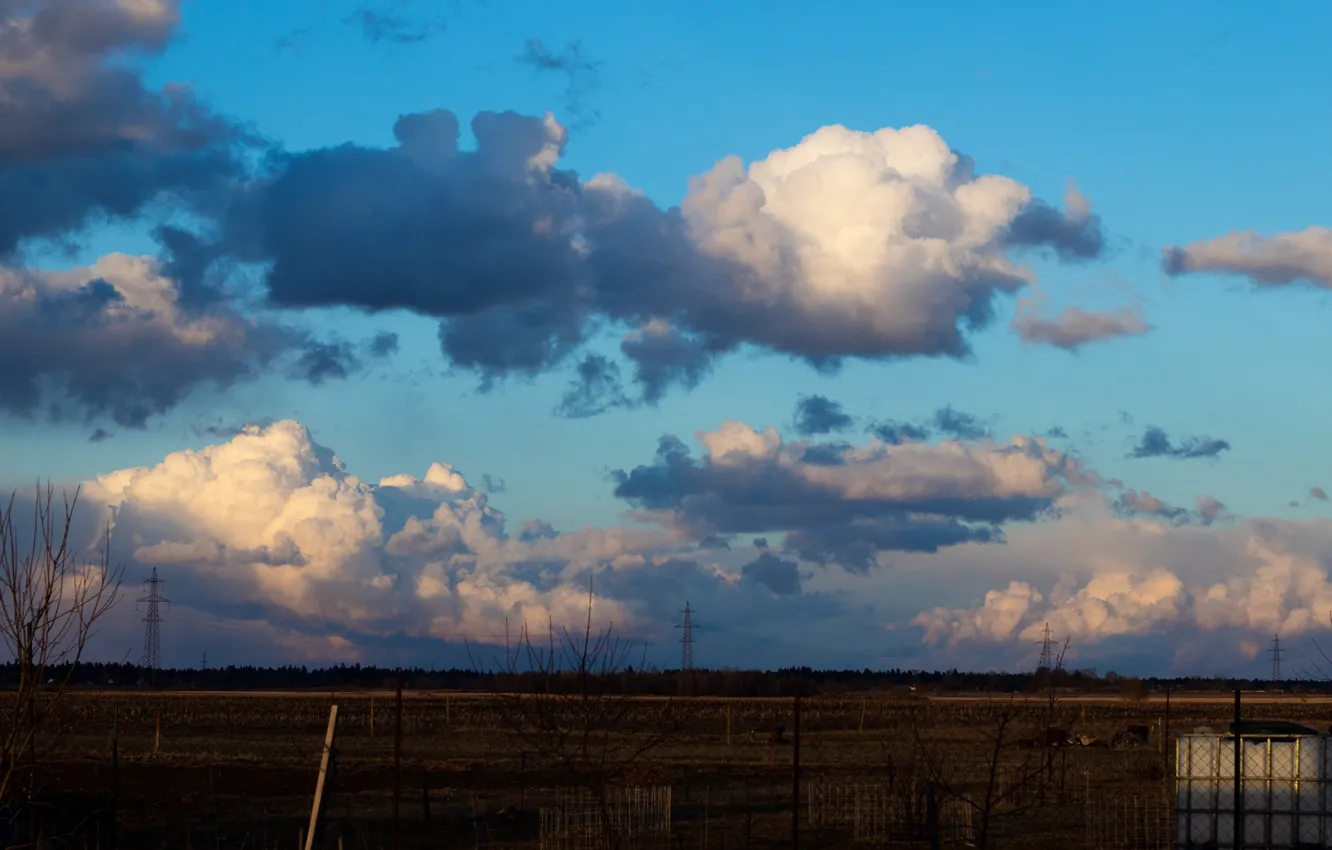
<box><xmin>517</xmin><ymin>37</ymin><xmax>603</xmax><ymax>128</ymax></box>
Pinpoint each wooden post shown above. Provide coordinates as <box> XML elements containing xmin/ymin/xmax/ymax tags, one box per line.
<box><xmin>370</xmin><ymin>697</ymin><xmax>375</xmax><ymax>738</ymax></box>
<box><xmin>304</xmin><ymin>704</ymin><xmax>339</xmax><ymax>850</ymax></box>
<box><xmin>859</xmin><ymin>700</ymin><xmax>866</xmax><ymax>733</ymax></box>
<box><xmin>926</xmin><ymin>780</ymin><xmax>940</xmax><ymax>850</ymax></box>
<box><xmin>111</xmin><ymin>708</ymin><xmax>120</xmax><ymax>845</ymax></box>
<box><xmin>392</xmin><ymin>669</ymin><xmax>403</xmax><ymax>850</ymax></box>
<box><xmin>704</xmin><ymin>788</ymin><xmax>710</xmax><ymax>849</ymax></box>
<box><xmin>792</xmin><ymin>684</ymin><xmax>801</xmax><ymax>850</ymax></box>
<box><xmin>421</xmin><ymin>768</ymin><xmax>431</xmax><ymax>820</ymax></box>
<box><xmin>727</xmin><ymin>704</ymin><xmax>732</xmax><ymax>746</ymax></box>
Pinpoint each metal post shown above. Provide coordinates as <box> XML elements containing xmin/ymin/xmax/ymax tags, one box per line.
<box><xmin>392</xmin><ymin>670</ymin><xmax>403</xmax><ymax>850</ymax></box>
<box><xmin>1234</xmin><ymin>688</ymin><xmax>1243</xmax><ymax>850</ymax></box>
<box><xmin>792</xmin><ymin>684</ymin><xmax>801</xmax><ymax>850</ymax></box>
<box><xmin>1164</xmin><ymin>686</ymin><xmax>1172</xmax><ymax>774</ymax></box>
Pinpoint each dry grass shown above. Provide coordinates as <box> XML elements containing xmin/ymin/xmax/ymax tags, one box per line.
<box><xmin>3</xmin><ymin>689</ymin><xmax>1324</xmax><ymax>848</ymax></box>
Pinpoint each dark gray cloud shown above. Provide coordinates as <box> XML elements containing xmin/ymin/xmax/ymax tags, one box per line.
<box><xmin>0</xmin><ymin>260</ymin><xmax>286</xmax><ymax>426</ymax></box>
<box><xmin>1312</xmin><ymin>486</ymin><xmax>1329</xmax><ymax>502</ymax></box>
<box><xmin>189</xmin><ymin>416</ymin><xmax>277</xmax><ymax>440</ymax></box>
<box><xmin>741</xmin><ymin>552</ymin><xmax>801</xmax><ymax>595</ymax></box>
<box><xmin>481</xmin><ymin>474</ymin><xmax>507</xmax><ymax>494</ymax></box>
<box><xmin>932</xmin><ymin>405</ymin><xmax>990</xmax><ymax>440</ymax></box>
<box><xmin>0</xmin><ymin>253</ymin><xmax>387</xmax><ymax>428</ymax></box>
<box><xmin>287</xmin><ymin>328</ymin><xmax>400</xmax><ymax>387</ymax></box>
<box><xmin>0</xmin><ymin>0</ymin><xmax>250</xmax><ymax>256</ymax></box>
<box><xmin>1044</xmin><ymin>426</ymin><xmax>1069</xmax><ymax>439</ymax></box>
<box><xmin>1128</xmin><ymin>426</ymin><xmax>1230</xmax><ymax>460</ymax></box>
<box><xmin>517</xmin><ymin>37</ymin><xmax>602</xmax><ymax>129</ymax></box>
<box><xmin>867</xmin><ymin>419</ymin><xmax>931</xmax><ymax>444</ymax></box>
<box><xmin>612</xmin><ymin>424</ymin><xmax>1074</xmax><ymax>572</ymax></box>
<box><xmin>797</xmin><ymin>441</ymin><xmax>852</xmax><ymax>466</ymax></box>
<box><xmin>1003</xmin><ymin>200</ymin><xmax>1106</xmax><ymax>261</ymax></box>
<box><xmin>785</xmin><ymin>517</ymin><xmax>1000</xmax><ymax>572</ymax></box>
<box><xmin>792</xmin><ymin>394</ymin><xmax>853</xmax><ymax>436</ymax></box>
<box><xmin>205</xmin><ymin>107</ymin><xmax>1102</xmax><ymax>414</ymax></box>
<box><xmin>620</xmin><ymin>324</ymin><xmax>727</xmax><ymax>405</ymax></box>
<box><xmin>864</xmin><ymin>406</ymin><xmax>991</xmax><ymax>444</ymax></box>
<box><xmin>1114</xmin><ymin>489</ymin><xmax>1189</xmax><ymax>523</ymax></box>
<box><xmin>1114</xmin><ymin>490</ymin><xmax>1230</xmax><ymax>527</ymax></box>
<box><xmin>369</xmin><ymin>331</ymin><xmax>400</xmax><ymax>358</ymax></box>
<box><xmin>556</xmin><ymin>353</ymin><xmax>629</xmax><ymax>418</ymax></box>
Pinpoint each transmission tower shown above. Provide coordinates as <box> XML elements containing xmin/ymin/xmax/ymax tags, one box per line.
<box><xmin>1270</xmin><ymin>633</ymin><xmax>1285</xmax><ymax>684</ymax></box>
<box><xmin>677</xmin><ymin>602</ymin><xmax>695</xmax><ymax>671</ymax></box>
<box><xmin>137</xmin><ymin>567</ymin><xmax>170</xmax><ymax>679</ymax></box>
<box><xmin>1037</xmin><ymin>622</ymin><xmax>1055</xmax><ymax>672</ymax></box>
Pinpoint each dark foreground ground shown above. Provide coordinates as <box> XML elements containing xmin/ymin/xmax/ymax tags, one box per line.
<box><xmin>5</xmin><ymin>690</ymin><xmax>1326</xmax><ymax>849</ymax></box>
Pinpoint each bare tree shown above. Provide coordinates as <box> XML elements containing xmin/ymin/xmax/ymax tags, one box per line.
<box><xmin>911</xmin><ymin>694</ymin><xmax>1072</xmax><ymax>850</ymax></box>
<box><xmin>0</xmin><ymin>483</ymin><xmax>123</xmax><ymax>804</ymax></box>
<box><xmin>470</xmin><ymin>577</ymin><xmax>681</xmax><ymax>849</ymax></box>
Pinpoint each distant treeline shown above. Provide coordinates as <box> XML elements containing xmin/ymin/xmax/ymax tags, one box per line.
<box><xmin>2</xmin><ymin>661</ymin><xmax>1327</xmax><ymax>697</ymax></box>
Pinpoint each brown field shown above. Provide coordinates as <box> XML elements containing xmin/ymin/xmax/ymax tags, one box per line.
<box><xmin>8</xmin><ymin>689</ymin><xmax>1328</xmax><ymax>849</ymax></box>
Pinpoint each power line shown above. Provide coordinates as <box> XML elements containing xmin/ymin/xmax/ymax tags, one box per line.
<box><xmin>1270</xmin><ymin>633</ymin><xmax>1284</xmax><ymax>684</ymax></box>
<box><xmin>137</xmin><ymin>567</ymin><xmax>170</xmax><ymax>682</ymax></box>
<box><xmin>1037</xmin><ymin>622</ymin><xmax>1055</xmax><ymax>672</ymax></box>
<box><xmin>677</xmin><ymin>602</ymin><xmax>695</xmax><ymax>671</ymax></box>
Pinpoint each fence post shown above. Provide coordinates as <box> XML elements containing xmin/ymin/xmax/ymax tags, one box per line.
<box><xmin>421</xmin><ymin>769</ymin><xmax>431</xmax><ymax>821</ymax></box>
<box><xmin>392</xmin><ymin>669</ymin><xmax>403</xmax><ymax>850</ymax></box>
<box><xmin>304</xmin><ymin>704</ymin><xmax>339</xmax><ymax>850</ymax></box>
<box><xmin>1234</xmin><ymin>688</ymin><xmax>1244</xmax><ymax>850</ymax></box>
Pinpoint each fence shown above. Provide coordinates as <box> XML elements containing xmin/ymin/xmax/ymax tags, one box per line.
<box><xmin>807</xmin><ymin>781</ymin><xmax>974</xmax><ymax>845</ymax></box>
<box><xmin>1175</xmin><ymin>732</ymin><xmax>1332</xmax><ymax>849</ymax></box>
<box><xmin>1084</xmin><ymin>793</ymin><xmax>1174</xmax><ymax>850</ymax></box>
<box><xmin>538</xmin><ymin>786</ymin><xmax>672</xmax><ymax>850</ymax></box>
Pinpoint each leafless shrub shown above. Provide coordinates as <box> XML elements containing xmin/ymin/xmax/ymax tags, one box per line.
<box><xmin>469</xmin><ymin>578</ymin><xmax>682</xmax><ymax>849</ymax></box>
<box><xmin>0</xmin><ymin>484</ymin><xmax>123</xmax><ymax>803</ymax></box>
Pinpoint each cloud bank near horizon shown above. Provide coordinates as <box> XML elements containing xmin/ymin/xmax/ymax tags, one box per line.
<box><xmin>43</xmin><ymin>417</ymin><xmax>1332</xmax><ymax>673</ymax></box>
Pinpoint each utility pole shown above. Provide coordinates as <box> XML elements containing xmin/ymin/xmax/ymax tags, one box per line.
<box><xmin>137</xmin><ymin>568</ymin><xmax>169</xmax><ymax>685</ymax></box>
<box><xmin>677</xmin><ymin>602</ymin><xmax>695</xmax><ymax>671</ymax></box>
<box><xmin>1269</xmin><ymin>633</ymin><xmax>1284</xmax><ymax>685</ymax></box>
<box><xmin>1037</xmin><ymin>622</ymin><xmax>1055</xmax><ymax>671</ymax></box>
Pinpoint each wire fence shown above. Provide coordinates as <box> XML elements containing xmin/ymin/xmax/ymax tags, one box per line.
<box><xmin>1084</xmin><ymin>793</ymin><xmax>1174</xmax><ymax>850</ymax></box>
<box><xmin>807</xmin><ymin>781</ymin><xmax>974</xmax><ymax>845</ymax></box>
<box><xmin>538</xmin><ymin>786</ymin><xmax>672</xmax><ymax>850</ymax></box>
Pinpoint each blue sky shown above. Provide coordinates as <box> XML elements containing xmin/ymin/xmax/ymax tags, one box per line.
<box><xmin>3</xmin><ymin>0</ymin><xmax>1332</xmax><ymax>674</ymax></box>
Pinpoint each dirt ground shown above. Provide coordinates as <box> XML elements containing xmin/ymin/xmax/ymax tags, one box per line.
<box><xmin>8</xmin><ymin>689</ymin><xmax>1328</xmax><ymax>849</ymax></box>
